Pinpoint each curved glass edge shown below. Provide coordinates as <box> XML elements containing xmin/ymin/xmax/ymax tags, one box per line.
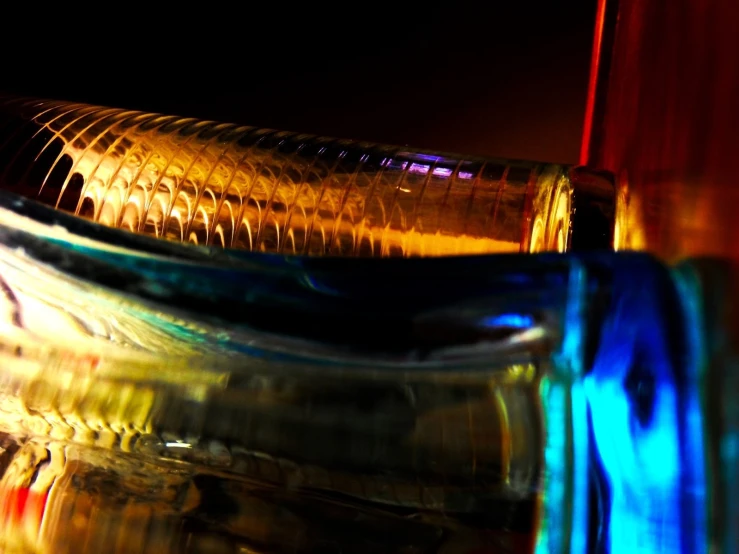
<box><xmin>673</xmin><ymin>260</ymin><xmax>738</xmax><ymax>554</ymax></box>
<box><xmin>0</xmin><ymin>188</ymin><xmax>580</xmax><ymax>363</ymax></box>
<box><xmin>536</xmin><ymin>260</ymin><xmax>589</xmax><ymax>554</ymax></box>
<box><xmin>0</xmin><ymin>188</ymin><xmax>723</xmax><ymax>553</ymax></box>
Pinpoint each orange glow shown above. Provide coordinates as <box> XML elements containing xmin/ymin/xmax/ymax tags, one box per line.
<box><xmin>583</xmin><ymin>0</ymin><xmax>739</xmax><ymax>263</ymax></box>
<box><xmin>0</xmin><ymin>99</ymin><xmax>574</xmax><ymax>257</ymax></box>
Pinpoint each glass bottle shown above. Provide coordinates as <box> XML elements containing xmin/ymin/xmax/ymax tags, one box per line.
<box><xmin>0</xmin><ymin>96</ymin><xmax>615</xmax><ymax>257</ymax></box>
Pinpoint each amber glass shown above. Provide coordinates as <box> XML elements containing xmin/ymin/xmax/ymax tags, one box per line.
<box><xmin>0</xmin><ymin>97</ymin><xmax>583</xmax><ymax>257</ymax></box>
<box><xmin>582</xmin><ymin>0</ymin><xmax>739</xmax><ymax>261</ymax></box>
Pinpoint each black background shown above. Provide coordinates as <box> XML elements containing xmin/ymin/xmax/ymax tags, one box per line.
<box><xmin>1</xmin><ymin>1</ymin><xmax>597</xmax><ymax>163</ymax></box>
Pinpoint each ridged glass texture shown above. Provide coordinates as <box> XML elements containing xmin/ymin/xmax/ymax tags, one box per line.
<box><xmin>0</xmin><ymin>189</ymin><xmax>711</xmax><ymax>553</ymax></box>
<box><xmin>0</xmin><ymin>97</ymin><xmax>577</xmax><ymax>256</ymax></box>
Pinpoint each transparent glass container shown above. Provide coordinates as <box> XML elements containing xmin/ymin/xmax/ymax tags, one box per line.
<box><xmin>0</xmin><ymin>94</ymin><xmax>719</xmax><ymax>554</ymax></box>
<box><xmin>0</xmin><ymin>186</ymin><xmax>714</xmax><ymax>553</ymax></box>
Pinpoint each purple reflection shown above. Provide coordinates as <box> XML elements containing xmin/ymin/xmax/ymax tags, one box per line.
<box><xmin>409</xmin><ymin>163</ymin><xmax>430</xmax><ymax>175</ymax></box>
<box><xmin>408</xmin><ymin>164</ymin><xmax>455</xmax><ymax>178</ymax></box>
<box><xmin>458</xmin><ymin>171</ymin><xmax>474</xmax><ymax>179</ymax></box>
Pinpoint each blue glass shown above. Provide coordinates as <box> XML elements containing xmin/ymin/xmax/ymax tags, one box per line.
<box><xmin>0</xmin><ymin>189</ymin><xmax>723</xmax><ymax>553</ymax></box>
<box><xmin>585</xmin><ymin>260</ymin><xmax>708</xmax><ymax>553</ymax></box>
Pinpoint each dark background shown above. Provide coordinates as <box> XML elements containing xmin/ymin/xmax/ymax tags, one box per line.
<box><xmin>1</xmin><ymin>1</ymin><xmax>597</xmax><ymax>164</ymax></box>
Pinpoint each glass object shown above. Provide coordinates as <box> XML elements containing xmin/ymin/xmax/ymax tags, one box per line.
<box><xmin>583</xmin><ymin>2</ymin><xmax>739</xmax><ymax>551</ymax></box>
<box><xmin>581</xmin><ymin>0</ymin><xmax>739</xmax><ymax>261</ymax></box>
<box><xmin>0</xmin><ymin>96</ymin><xmax>615</xmax><ymax>256</ymax></box>
<box><xmin>0</xmin><ymin>185</ymin><xmax>715</xmax><ymax>553</ymax></box>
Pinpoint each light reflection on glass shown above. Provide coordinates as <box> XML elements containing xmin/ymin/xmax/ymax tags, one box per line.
<box><xmin>584</xmin><ymin>264</ymin><xmax>707</xmax><ymax>554</ymax></box>
<box><xmin>481</xmin><ymin>313</ymin><xmax>536</xmax><ymax>329</ymax></box>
